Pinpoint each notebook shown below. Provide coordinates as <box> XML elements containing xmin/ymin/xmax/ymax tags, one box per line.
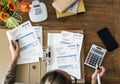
<box><xmin>54</xmin><ymin>0</ymin><xmax>85</xmax><ymax>18</ymax></box>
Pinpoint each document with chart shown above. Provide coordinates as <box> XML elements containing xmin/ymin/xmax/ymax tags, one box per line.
<box><xmin>47</xmin><ymin>31</ymin><xmax>84</xmax><ymax>79</ymax></box>
<box><xmin>6</xmin><ymin>21</ymin><xmax>43</xmax><ymax>64</ymax></box>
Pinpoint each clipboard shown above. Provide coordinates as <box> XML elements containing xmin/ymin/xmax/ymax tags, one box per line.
<box><xmin>0</xmin><ymin>29</ymin><xmax>85</xmax><ymax>83</ymax></box>
<box><xmin>40</xmin><ymin>29</ymin><xmax>85</xmax><ymax>83</ymax></box>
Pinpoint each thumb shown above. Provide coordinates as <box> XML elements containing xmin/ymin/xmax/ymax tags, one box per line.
<box><xmin>15</xmin><ymin>41</ymin><xmax>20</xmax><ymax>52</ymax></box>
<box><xmin>92</xmin><ymin>69</ymin><xmax>99</xmax><ymax>78</ymax></box>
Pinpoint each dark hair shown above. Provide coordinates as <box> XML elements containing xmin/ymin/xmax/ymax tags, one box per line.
<box><xmin>40</xmin><ymin>70</ymin><xmax>72</xmax><ymax>84</ymax></box>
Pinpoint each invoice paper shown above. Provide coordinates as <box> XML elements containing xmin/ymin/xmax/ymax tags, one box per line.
<box><xmin>6</xmin><ymin>21</ymin><xmax>43</xmax><ymax>64</ymax></box>
<box><xmin>47</xmin><ymin>31</ymin><xmax>84</xmax><ymax>79</ymax></box>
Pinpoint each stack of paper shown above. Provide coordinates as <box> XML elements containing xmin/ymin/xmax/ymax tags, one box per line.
<box><xmin>55</xmin><ymin>0</ymin><xmax>86</xmax><ymax>18</ymax></box>
<box><xmin>6</xmin><ymin>21</ymin><xmax>43</xmax><ymax>64</ymax></box>
<box><xmin>47</xmin><ymin>31</ymin><xmax>84</xmax><ymax>79</ymax></box>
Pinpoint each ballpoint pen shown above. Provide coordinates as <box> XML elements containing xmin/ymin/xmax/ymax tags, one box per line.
<box><xmin>97</xmin><ymin>72</ymin><xmax>101</xmax><ymax>84</ymax></box>
<box><xmin>96</xmin><ymin>64</ymin><xmax>101</xmax><ymax>84</ymax></box>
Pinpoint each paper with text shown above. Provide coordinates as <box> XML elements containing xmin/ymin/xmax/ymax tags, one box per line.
<box><xmin>33</xmin><ymin>26</ymin><xmax>43</xmax><ymax>57</ymax></box>
<box><xmin>6</xmin><ymin>21</ymin><xmax>43</xmax><ymax>64</ymax></box>
<box><xmin>47</xmin><ymin>31</ymin><xmax>83</xmax><ymax>79</ymax></box>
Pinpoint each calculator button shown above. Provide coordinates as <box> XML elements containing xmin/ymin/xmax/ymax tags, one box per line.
<box><xmin>99</xmin><ymin>57</ymin><xmax>102</xmax><ymax>60</ymax></box>
<box><xmin>88</xmin><ymin>52</ymin><xmax>92</xmax><ymax>58</ymax></box>
<box><xmin>85</xmin><ymin>58</ymin><xmax>89</xmax><ymax>64</ymax></box>
<box><xmin>93</xmin><ymin>64</ymin><xmax>96</xmax><ymax>67</ymax></box>
<box><xmin>89</xmin><ymin>62</ymin><xmax>92</xmax><ymax>65</ymax></box>
<box><xmin>86</xmin><ymin>52</ymin><xmax>104</xmax><ymax>67</ymax></box>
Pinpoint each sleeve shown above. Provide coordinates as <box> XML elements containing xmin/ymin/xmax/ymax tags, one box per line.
<box><xmin>2</xmin><ymin>67</ymin><xmax>16</xmax><ymax>84</ymax></box>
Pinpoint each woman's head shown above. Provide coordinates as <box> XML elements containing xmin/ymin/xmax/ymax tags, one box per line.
<box><xmin>40</xmin><ymin>70</ymin><xmax>72</xmax><ymax>84</ymax></box>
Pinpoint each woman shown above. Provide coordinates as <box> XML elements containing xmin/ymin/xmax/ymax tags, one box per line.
<box><xmin>40</xmin><ymin>70</ymin><xmax>73</xmax><ymax>84</ymax></box>
<box><xmin>2</xmin><ymin>40</ymin><xmax>105</xmax><ymax>84</ymax></box>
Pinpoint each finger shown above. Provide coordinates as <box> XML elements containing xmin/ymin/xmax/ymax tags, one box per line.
<box><xmin>9</xmin><ymin>40</ymin><xmax>12</xmax><ymax>44</ymax></box>
<box><xmin>15</xmin><ymin>41</ymin><xmax>20</xmax><ymax>51</ymax></box>
<box><xmin>10</xmin><ymin>40</ymin><xmax>16</xmax><ymax>49</ymax></box>
<box><xmin>9</xmin><ymin>40</ymin><xmax>13</xmax><ymax>45</ymax></box>
<box><xmin>99</xmin><ymin>66</ymin><xmax>105</xmax><ymax>76</ymax></box>
<box><xmin>99</xmin><ymin>66</ymin><xmax>105</xmax><ymax>72</ymax></box>
<box><xmin>94</xmin><ymin>68</ymin><xmax>99</xmax><ymax>74</ymax></box>
<box><xmin>92</xmin><ymin>68</ymin><xmax>99</xmax><ymax>78</ymax></box>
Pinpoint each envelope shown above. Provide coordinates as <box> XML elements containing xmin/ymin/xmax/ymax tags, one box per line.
<box><xmin>55</xmin><ymin>0</ymin><xmax>86</xmax><ymax>18</ymax></box>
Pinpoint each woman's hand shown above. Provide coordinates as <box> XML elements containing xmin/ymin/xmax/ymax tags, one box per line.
<box><xmin>9</xmin><ymin>40</ymin><xmax>20</xmax><ymax>61</ymax></box>
<box><xmin>92</xmin><ymin>66</ymin><xmax>105</xmax><ymax>79</ymax></box>
<box><xmin>91</xmin><ymin>66</ymin><xmax>105</xmax><ymax>84</ymax></box>
<box><xmin>3</xmin><ymin>40</ymin><xmax>20</xmax><ymax>84</ymax></box>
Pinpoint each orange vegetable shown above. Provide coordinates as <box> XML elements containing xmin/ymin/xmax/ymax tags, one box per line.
<box><xmin>19</xmin><ymin>2</ymin><xmax>30</xmax><ymax>12</ymax></box>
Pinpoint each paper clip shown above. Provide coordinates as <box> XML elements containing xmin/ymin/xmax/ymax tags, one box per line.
<box><xmin>42</xmin><ymin>46</ymin><xmax>51</xmax><ymax>65</ymax></box>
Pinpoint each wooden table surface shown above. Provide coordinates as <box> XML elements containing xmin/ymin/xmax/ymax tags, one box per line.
<box><xmin>0</xmin><ymin>0</ymin><xmax>120</xmax><ymax>84</ymax></box>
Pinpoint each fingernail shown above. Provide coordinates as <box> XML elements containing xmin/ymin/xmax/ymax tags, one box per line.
<box><xmin>16</xmin><ymin>39</ymin><xmax>19</xmax><ymax>42</ymax></box>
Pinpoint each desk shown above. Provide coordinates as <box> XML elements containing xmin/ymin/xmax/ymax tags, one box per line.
<box><xmin>0</xmin><ymin>0</ymin><xmax>120</xmax><ymax>84</ymax></box>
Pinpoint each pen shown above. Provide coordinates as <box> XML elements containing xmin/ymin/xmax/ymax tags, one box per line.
<box><xmin>97</xmin><ymin>73</ymin><xmax>101</xmax><ymax>84</ymax></box>
<box><xmin>96</xmin><ymin>64</ymin><xmax>101</xmax><ymax>84</ymax></box>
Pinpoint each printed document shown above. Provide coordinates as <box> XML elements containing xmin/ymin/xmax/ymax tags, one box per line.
<box><xmin>47</xmin><ymin>31</ymin><xmax>84</xmax><ymax>79</ymax></box>
<box><xmin>33</xmin><ymin>26</ymin><xmax>43</xmax><ymax>57</ymax></box>
<box><xmin>33</xmin><ymin>26</ymin><xmax>43</xmax><ymax>46</ymax></box>
<box><xmin>6</xmin><ymin>21</ymin><xmax>43</xmax><ymax>64</ymax></box>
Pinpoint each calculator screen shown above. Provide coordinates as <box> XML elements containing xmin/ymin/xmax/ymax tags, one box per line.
<box><xmin>91</xmin><ymin>48</ymin><xmax>104</xmax><ymax>56</ymax></box>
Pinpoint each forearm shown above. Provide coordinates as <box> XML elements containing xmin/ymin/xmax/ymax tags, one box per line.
<box><xmin>2</xmin><ymin>56</ymin><xmax>18</xmax><ymax>84</ymax></box>
<box><xmin>8</xmin><ymin>57</ymin><xmax>18</xmax><ymax>72</ymax></box>
<box><xmin>91</xmin><ymin>78</ymin><xmax>97</xmax><ymax>84</ymax></box>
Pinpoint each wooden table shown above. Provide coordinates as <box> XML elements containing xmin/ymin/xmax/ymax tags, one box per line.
<box><xmin>0</xmin><ymin>0</ymin><xmax>120</xmax><ymax>84</ymax></box>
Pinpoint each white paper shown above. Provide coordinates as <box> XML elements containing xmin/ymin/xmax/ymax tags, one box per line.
<box><xmin>54</xmin><ymin>44</ymin><xmax>81</xmax><ymax>79</ymax></box>
<box><xmin>33</xmin><ymin>26</ymin><xmax>43</xmax><ymax>46</ymax></box>
<box><xmin>33</xmin><ymin>26</ymin><xmax>43</xmax><ymax>57</ymax></box>
<box><xmin>47</xmin><ymin>31</ymin><xmax>84</xmax><ymax>79</ymax></box>
<box><xmin>67</xmin><ymin>0</ymin><xmax>79</xmax><ymax>13</ymax></box>
<box><xmin>47</xmin><ymin>33</ymin><xmax>62</xmax><ymax>70</ymax></box>
<box><xmin>75</xmin><ymin>33</ymin><xmax>84</xmax><ymax>58</ymax></box>
<box><xmin>61</xmin><ymin>31</ymin><xmax>75</xmax><ymax>44</ymax></box>
<box><xmin>6</xmin><ymin>21</ymin><xmax>43</xmax><ymax>64</ymax></box>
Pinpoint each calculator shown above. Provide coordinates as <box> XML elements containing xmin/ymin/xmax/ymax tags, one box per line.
<box><xmin>84</xmin><ymin>44</ymin><xmax>107</xmax><ymax>68</ymax></box>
